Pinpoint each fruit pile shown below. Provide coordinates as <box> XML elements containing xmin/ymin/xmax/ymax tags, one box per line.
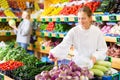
<box><xmin>0</xmin><ymin>23</ymin><xmax>12</xmax><ymax>31</ymax></box>
<box><xmin>0</xmin><ymin>0</ymin><xmax>9</xmax><ymax>9</ymax></box>
<box><xmin>34</xmin><ymin>1</ymin><xmax>40</xmax><ymax>11</ymax></box>
<box><xmin>41</xmin><ymin>6</ymin><xmax>63</xmax><ymax>16</ymax></box>
<box><xmin>59</xmin><ymin>1</ymin><xmax>100</xmax><ymax>15</ymax></box>
<box><xmin>4</xmin><ymin>9</ymin><xmax>16</xmax><ymax>17</ymax></box>
<box><xmin>17</xmin><ymin>0</ymin><xmax>27</xmax><ymax>10</ymax></box>
<box><xmin>7</xmin><ymin>0</ymin><xmax>18</xmax><ymax>9</ymax></box>
<box><xmin>41</xmin><ymin>1</ymin><xmax>100</xmax><ymax>16</ymax></box>
<box><xmin>0</xmin><ymin>10</ymin><xmax>5</xmax><ymax>17</ymax></box>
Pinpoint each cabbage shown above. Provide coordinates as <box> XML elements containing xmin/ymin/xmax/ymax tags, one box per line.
<box><xmin>8</xmin><ymin>19</ymin><xmax>16</xmax><ymax>26</ymax></box>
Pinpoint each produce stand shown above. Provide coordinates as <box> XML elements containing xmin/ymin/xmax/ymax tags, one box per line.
<box><xmin>0</xmin><ymin>73</ymin><xmax>13</xmax><ymax>80</ymax></box>
<box><xmin>111</xmin><ymin>57</ymin><xmax>120</xmax><ymax>70</ymax></box>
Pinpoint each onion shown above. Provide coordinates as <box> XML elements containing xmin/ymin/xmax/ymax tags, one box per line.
<box><xmin>58</xmin><ymin>71</ymin><xmax>67</xmax><ymax>77</ymax></box>
<box><xmin>35</xmin><ymin>74</ymin><xmax>42</xmax><ymax>80</ymax></box>
<box><xmin>55</xmin><ymin>77</ymin><xmax>63</xmax><ymax>80</ymax></box>
<box><xmin>72</xmin><ymin>76</ymin><xmax>80</xmax><ymax>80</ymax></box>
<box><xmin>75</xmin><ymin>71</ymin><xmax>81</xmax><ymax>76</ymax></box>
<box><xmin>80</xmin><ymin>75</ymin><xmax>85</xmax><ymax>80</ymax></box>
<box><xmin>59</xmin><ymin>64</ymin><xmax>70</xmax><ymax>71</ymax></box>
<box><xmin>40</xmin><ymin>71</ymin><xmax>51</xmax><ymax>78</ymax></box>
<box><xmin>68</xmin><ymin>61</ymin><xmax>75</xmax><ymax>66</ymax></box>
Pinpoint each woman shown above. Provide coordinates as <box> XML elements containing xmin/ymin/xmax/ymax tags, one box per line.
<box><xmin>49</xmin><ymin>6</ymin><xmax>107</xmax><ymax>69</ymax></box>
<box><xmin>9</xmin><ymin>10</ymin><xmax>32</xmax><ymax>50</ymax></box>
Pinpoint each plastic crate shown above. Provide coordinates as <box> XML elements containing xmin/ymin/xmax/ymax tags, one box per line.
<box><xmin>57</xmin><ymin>59</ymin><xmax>70</xmax><ymax>66</ymax></box>
<box><xmin>102</xmin><ymin>72</ymin><xmax>120</xmax><ymax>80</ymax></box>
<box><xmin>41</xmin><ymin>56</ymin><xmax>53</xmax><ymax>63</ymax></box>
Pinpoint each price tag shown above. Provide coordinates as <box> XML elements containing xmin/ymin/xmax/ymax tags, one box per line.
<box><xmin>64</xmin><ymin>17</ymin><xmax>69</xmax><ymax>22</ymax></box>
<box><xmin>33</xmin><ymin>19</ymin><xmax>37</xmax><ymax>22</ymax></box>
<box><xmin>74</xmin><ymin>17</ymin><xmax>78</xmax><ymax>22</ymax></box>
<box><xmin>48</xmin><ymin>18</ymin><xmax>52</xmax><ymax>22</ymax></box>
<box><xmin>95</xmin><ymin>16</ymin><xmax>102</xmax><ymax>22</ymax></box>
<box><xmin>6</xmin><ymin>32</ymin><xmax>11</xmax><ymax>36</ymax></box>
<box><xmin>41</xmin><ymin>32</ymin><xmax>44</xmax><ymax>37</ymax></box>
<box><xmin>42</xmin><ymin>18</ymin><xmax>45</xmax><ymax>22</ymax></box>
<box><xmin>0</xmin><ymin>74</ymin><xmax>4</xmax><ymax>80</ymax></box>
<box><xmin>2</xmin><ymin>18</ymin><xmax>6</xmax><ymax>22</ymax></box>
<box><xmin>42</xmin><ymin>46</ymin><xmax>45</xmax><ymax>50</ymax></box>
<box><xmin>116</xmin><ymin>37</ymin><xmax>120</xmax><ymax>44</ymax></box>
<box><xmin>33</xmin><ymin>44</ymin><xmax>36</xmax><ymax>48</ymax></box>
<box><xmin>56</xmin><ymin>33</ymin><xmax>60</xmax><ymax>38</ymax></box>
<box><xmin>21</xmin><ymin>19</ymin><xmax>23</xmax><ymax>21</ymax></box>
<box><xmin>48</xmin><ymin>33</ymin><xmax>52</xmax><ymax>37</ymax></box>
<box><xmin>56</xmin><ymin>18</ymin><xmax>60</xmax><ymax>22</ymax></box>
<box><xmin>109</xmin><ymin>15</ymin><xmax>116</xmax><ymax>21</ymax></box>
<box><xmin>0</xmin><ymin>18</ymin><xmax>2</xmax><ymax>22</ymax></box>
<box><xmin>13</xmin><ymin>18</ymin><xmax>17</xmax><ymax>22</ymax></box>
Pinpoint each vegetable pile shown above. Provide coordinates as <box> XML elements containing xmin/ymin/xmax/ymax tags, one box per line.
<box><xmin>90</xmin><ymin>60</ymin><xmax>111</xmax><ymax>77</ymax></box>
<box><xmin>0</xmin><ymin>43</ymin><xmax>54</xmax><ymax>80</ymax></box>
<box><xmin>35</xmin><ymin>61</ymin><xmax>93</xmax><ymax>80</ymax></box>
<box><xmin>0</xmin><ymin>60</ymin><xmax>23</xmax><ymax>71</ymax></box>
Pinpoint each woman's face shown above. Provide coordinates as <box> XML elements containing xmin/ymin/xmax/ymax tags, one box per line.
<box><xmin>78</xmin><ymin>11</ymin><xmax>92</xmax><ymax>29</ymax></box>
<box><xmin>21</xmin><ymin>11</ymin><xmax>28</xmax><ymax>19</ymax></box>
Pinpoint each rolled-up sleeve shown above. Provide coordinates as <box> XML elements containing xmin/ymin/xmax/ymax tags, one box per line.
<box><xmin>50</xmin><ymin>29</ymin><xmax>74</xmax><ymax>60</ymax></box>
<box><xmin>92</xmin><ymin>32</ymin><xmax>108</xmax><ymax>61</ymax></box>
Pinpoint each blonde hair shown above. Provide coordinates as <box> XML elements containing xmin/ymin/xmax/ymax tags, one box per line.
<box><xmin>78</xmin><ymin>6</ymin><xmax>92</xmax><ymax>17</ymax></box>
<box><xmin>22</xmin><ymin>9</ymin><xmax>31</xmax><ymax>19</ymax></box>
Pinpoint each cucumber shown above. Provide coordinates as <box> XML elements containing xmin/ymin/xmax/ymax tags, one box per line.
<box><xmin>93</xmin><ymin>65</ymin><xmax>108</xmax><ymax>73</ymax></box>
<box><xmin>90</xmin><ymin>69</ymin><xmax>104</xmax><ymax>77</ymax></box>
<box><xmin>96</xmin><ymin>60</ymin><xmax>111</xmax><ymax>68</ymax></box>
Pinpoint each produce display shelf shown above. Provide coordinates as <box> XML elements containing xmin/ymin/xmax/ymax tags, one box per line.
<box><xmin>0</xmin><ymin>73</ymin><xmax>13</xmax><ymax>80</ymax></box>
<box><xmin>40</xmin><ymin>46</ymin><xmax>52</xmax><ymax>54</ymax></box>
<box><xmin>36</xmin><ymin>31</ymin><xmax>118</xmax><ymax>43</ymax></box>
<box><xmin>36</xmin><ymin>31</ymin><xmax>66</xmax><ymax>38</ymax></box>
<box><xmin>0</xmin><ymin>31</ymin><xmax>15</xmax><ymax>36</ymax></box>
<box><xmin>111</xmin><ymin>57</ymin><xmax>120</xmax><ymax>69</ymax></box>
<box><xmin>39</xmin><ymin>14</ymin><xmax>120</xmax><ymax>22</ymax></box>
<box><xmin>0</xmin><ymin>17</ymin><xmax>21</xmax><ymax>22</ymax></box>
<box><xmin>104</xmin><ymin>36</ymin><xmax>116</xmax><ymax>43</ymax></box>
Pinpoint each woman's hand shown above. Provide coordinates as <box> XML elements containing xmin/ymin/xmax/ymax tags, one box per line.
<box><xmin>48</xmin><ymin>53</ymin><xmax>58</xmax><ymax>67</ymax></box>
<box><xmin>91</xmin><ymin>56</ymin><xmax>96</xmax><ymax>64</ymax></box>
<box><xmin>10</xmin><ymin>26</ymin><xmax>18</xmax><ymax>31</ymax></box>
<box><xmin>48</xmin><ymin>53</ymin><xmax>57</xmax><ymax>62</ymax></box>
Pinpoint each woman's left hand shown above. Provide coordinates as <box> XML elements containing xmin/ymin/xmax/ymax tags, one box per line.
<box><xmin>91</xmin><ymin>56</ymin><xmax>96</xmax><ymax>64</ymax></box>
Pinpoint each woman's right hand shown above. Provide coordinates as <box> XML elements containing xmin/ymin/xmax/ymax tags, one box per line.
<box><xmin>10</xmin><ymin>26</ymin><xmax>18</xmax><ymax>31</ymax></box>
<box><xmin>48</xmin><ymin>53</ymin><xmax>57</xmax><ymax>62</ymax></box>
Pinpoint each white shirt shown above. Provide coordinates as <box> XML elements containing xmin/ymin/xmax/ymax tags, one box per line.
<box><xmin>50</xmin><ymin>24</ymin><xmax>107</xmax><ymax>69</ymax></box>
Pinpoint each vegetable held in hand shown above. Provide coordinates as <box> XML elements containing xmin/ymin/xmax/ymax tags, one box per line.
<box><xmin>48</xmin><ymin>53</ymin><xmax>57</xmax><ymax>61</ymax></box>
<box><xmin>48</xmin><ymin>53</ymin><xmax>58</xmax><ymax>67</ymax></box>
<box><xmin>8</xmin><ymin>19</ymin><xmax>16</xmax><ymax>27</ymax></box>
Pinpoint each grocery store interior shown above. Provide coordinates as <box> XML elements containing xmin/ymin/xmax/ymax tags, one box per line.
<box><xmin>0</xmin><ymin>0</ymin><xmax>120</xmax><ymax>80</ymax></box>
